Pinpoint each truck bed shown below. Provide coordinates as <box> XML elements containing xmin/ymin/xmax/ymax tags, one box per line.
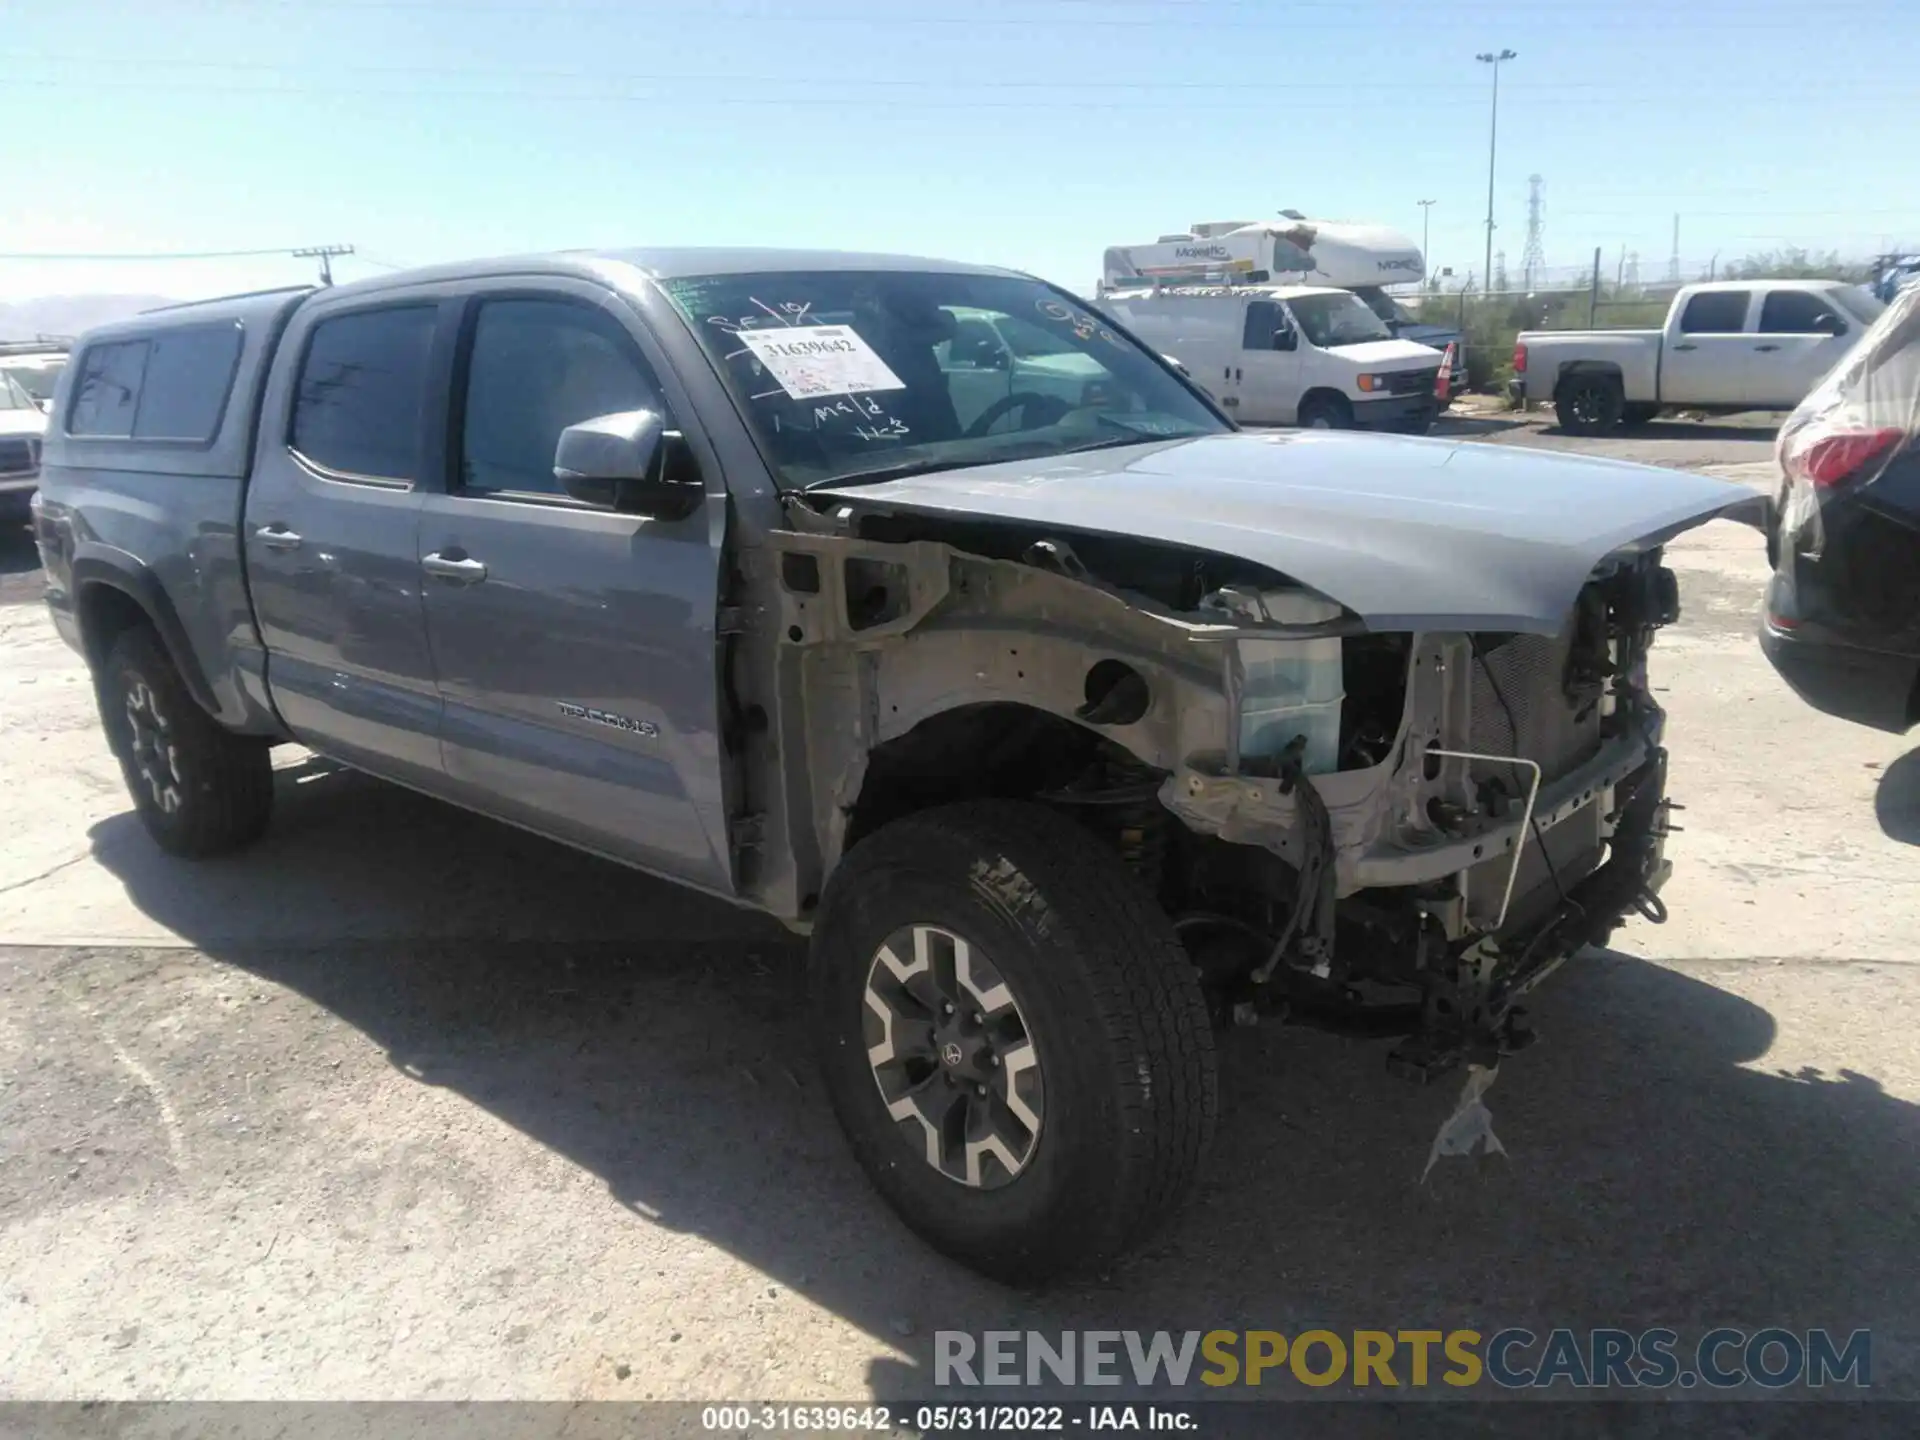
<box><xmin>1517</xmin><ymin>328</ymin><xmax>1662</xmax><ymax>405</ymax></box>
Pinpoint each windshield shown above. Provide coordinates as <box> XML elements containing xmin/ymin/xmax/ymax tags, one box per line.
<box><xmin>1287</xmin><ymin>291</ymin><xmax>1394</xmax><ymax>348</ymax></box>
<box><xmin>1352</xmin><ymin>286</ymin><xmax>1413</xmax><ymax>327</ymax></box>
<box><xmin>0</xmin><ymin>373</ymin><xmax>37</xmax><ymax>411</ymax></box>
<box><xmin>663</xmin><ymin>270</ymin><xmax>1226</xmax><ymax>490</ymax></box>
<box><xmin>2</xmin><ymin>361</ymin><xmax>63</xmax><ymax>404</ymax></box>
<box><xmin>1837</xmin><ymin>284</ymin><xmax>1888</xmax><ymax>325</ymax></box>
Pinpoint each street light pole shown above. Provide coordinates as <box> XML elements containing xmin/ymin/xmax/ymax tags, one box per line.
<box><xmin>1417</xmin><ymin>199</ymin><xmax>1436</xmax><ymax>288</ymax></box>
<box><xmin>1475</xmin><ymin>49</ymin><xmax>1516</xmax><ymax>296</ymax></box>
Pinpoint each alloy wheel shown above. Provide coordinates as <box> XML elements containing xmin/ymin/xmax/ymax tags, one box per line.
<box><xmin>862</xmin><ymin>923</ymin><xmax>1044</xmax><ymax>1189</ymax></box>
<box><xmin>124</xmin><ymin>678</ymin><xmax>184</xmax><ymax>814</ymax></box>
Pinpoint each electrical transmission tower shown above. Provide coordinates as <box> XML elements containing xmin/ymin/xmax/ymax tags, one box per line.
<box><xmin>1521</xmin><ymin>174</ymin><xmax>1545</xmax><ymax>290</ymax></box>
<box><xmin>1494</xmin><ymin>249</ymin><xmax>1509</xmax><ymax>292</ymax></box>
<box><xmin>1625</xmin><ymin>251</ymin><xmax>1641</xmax><ymax>290</ymax></box>
<box><xmin>1667</xmin><ymin>214</ymin><xmax>1681</xmax><ymax>284</ymax></box>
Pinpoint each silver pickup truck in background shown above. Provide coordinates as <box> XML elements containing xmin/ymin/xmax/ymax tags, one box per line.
<box><xmin>1515</xmin><ymin>279</ymin><xmax>1886</xmax><ymax>434</ymax></box>
<box><xmin>34</xmin><ymin>248</ymin><xmax>1753</xmax><ymax>1282</ymax></box>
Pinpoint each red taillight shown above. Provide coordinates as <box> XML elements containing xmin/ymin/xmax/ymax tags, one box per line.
<box><xmin>1788</xmin><ymin>427</ymin><xmax>1904</xmax><ymax>489</ymax></box>
<box><xmin>1512</xmin><ymin>342</ymin><xmax>1528</xmax><ymax>374</ymax></box>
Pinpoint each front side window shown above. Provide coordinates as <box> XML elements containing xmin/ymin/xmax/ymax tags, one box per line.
<box><xmin>662</xmin><ymin>270</ymin><xmax>1225</xmax><ymax>490</ymax></box>
<box><xmin>1286</xmin><ymin>292</ymin><xmax>1393</xmax><ymax>348</ymax></box>
<box><xmin>1679</xmin><ymin>291</ymin><xmax>1750</xmax><ymax>334</ymax></box>
<box><xmin>290</xmin><ymin>306</ymin><xmax>437</xmax><ymax>481</ymax></box>
<box><xmin>1241</xmin><ymin>300</ymin><xmax>1284</xmax><ymax>351</ymax></box>
<box><xmin>68</xmin><ymin>340</ymin><xmax>150</xmax><ymax>437</ymax></box>
<box><xmin>459</xmin><ymin>299</ymin><xmax>663</xmax><ymax>497</ymax></box>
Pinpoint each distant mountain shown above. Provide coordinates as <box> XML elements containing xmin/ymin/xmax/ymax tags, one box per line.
<box><xmin>0</xmin><ymin>294</ymin><xmax>178</xmax><ymax>342</ymax></box>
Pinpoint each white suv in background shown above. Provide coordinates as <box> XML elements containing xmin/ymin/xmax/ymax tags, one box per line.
<box><xmin>0</xmin><ymin>371</ymin><xmax>48</xmax><ymax>523</ymax></box>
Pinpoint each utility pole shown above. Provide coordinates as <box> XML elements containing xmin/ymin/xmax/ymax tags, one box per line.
<box><xmin>1476</xmin><ymin>48</ymin><xmax>1517</xmax><ymax>296</ymax></box>
<box><xmin>293</xmin><ymin>244</ymin><xmax>355</xmax><ymax>286</ymax></box>
<box><xmin>1667</xmin><ymin>214</ymin><xmax>1681</xmax><ymax>283</ymax></box>
<box><xmin>1417</xmin><ymin>199</ymin><xmax>1436</xmax><ymax>288</ymax></box>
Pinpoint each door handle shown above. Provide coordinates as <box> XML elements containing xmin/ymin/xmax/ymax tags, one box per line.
<box><xmin>256</xmin><ymin>524</ymin><xmax>302</xmax><ymax>551</ymax></box>
<box><xmin>1754</xmin><ymin>343</ymin><xmax>1781</xmax><ymax>352</ymax></box>
<box><xmin>1672</xmin><ymin>342</ymin><xmax>1698</xmax><ymax>351</ymax></box>
<box><xmin>421</xmin><ymin>551</ymin><xmax>488</xmax><ymax>584</ymax></box>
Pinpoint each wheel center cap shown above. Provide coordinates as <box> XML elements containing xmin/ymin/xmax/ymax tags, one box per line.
<box><xmin>940</xmin><ymin>1041</ymin><xmax>965</xmax><ymax>1069</ymax></box>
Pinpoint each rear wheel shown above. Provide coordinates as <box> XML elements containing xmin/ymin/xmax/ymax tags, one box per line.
<box><xmin>1297</xmin><ymin>393</ymin><xmax>1353</xmax><ymax>430</ymax></box>
<box><xmin>99</xmin><ymin>626</ymin><xmax>273</xmax><ymax>857</ymax></box>
<box><xmin>1556</xmin><ymin>374</ymin><xmax>1625</xmax><ymax>435</ymax></box>
<box><xmin>810</xmin><ymin>800</ymin><xmax>1217</xmax><ymax>1283</ymax></box>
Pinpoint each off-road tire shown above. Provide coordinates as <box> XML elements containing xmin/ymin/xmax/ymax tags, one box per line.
<box><xmin>1297</xmin><ymin>393</ymin><xmax>1353</xmax><ymax>430</ymax></box>
<box><xmin>99</xmin><ymin>625</ymin><xmax>273</xmax><ymax>857</ymax></box>
<box><xmin>1556</xmin><ymin>374</ymin><xmax>1626</xmax><ymax>435</ymax></box>
<box><xmin>810</xmin><ymin>799</ymin><xmax>1218</xmax><ymax>1283</ymax></box>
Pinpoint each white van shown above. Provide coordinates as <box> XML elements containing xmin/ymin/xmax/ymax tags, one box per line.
<box><xmin>1100</xmin><ymin>283</ymin><xmax>1446</xmax><ymax>431</ymax></box>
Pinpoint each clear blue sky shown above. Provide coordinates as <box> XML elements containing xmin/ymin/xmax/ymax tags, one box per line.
<box><xmin>3</xmin><ymin>0</ymin><xmax>1916</xmax><ymax>301</ymax></box>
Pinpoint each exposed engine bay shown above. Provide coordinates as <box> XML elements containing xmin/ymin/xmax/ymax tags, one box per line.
<box><xmin>733</xmin><ymin>495</ymin><xmax>1691</xmax><ymax>1082</ymax></box>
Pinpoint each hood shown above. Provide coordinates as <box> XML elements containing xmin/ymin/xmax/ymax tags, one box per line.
<box><xmin>827</xmin><ymin>430</ymin><xmax>1755</xmax><ymax>632</ymax></box>
<box><xmin>1323</xmin><ymin>338</ymin><xmax>1443</xmax><ymax>367</ymax></box>
<box><xmin>0</xmin><ymin>410</ymin><xmax>46</xmax><ymax>439</ymax></box>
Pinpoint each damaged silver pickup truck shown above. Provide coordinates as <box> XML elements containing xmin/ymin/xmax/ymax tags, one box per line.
<box><xmin>34</xmin><ymin>249</ymin><xmax>1755</xmax><ymax>1282</ymax></box>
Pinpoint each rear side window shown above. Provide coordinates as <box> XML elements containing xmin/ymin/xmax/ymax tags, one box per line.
<box><xmin>68</xmin><ymin>340</ymin><xmax>151</xmax><ymax>437</ymax></box>
<box><xmin>291</xmin><ymin>306</ymin><xmax>438</xmax><ymax>481</ymax></box>
<box><xmin>1678</xmin><ymin>291</ymin><xmax>1750</xmax><ymax>334</ymax></box>
<box><xmin>66</xmin><ymin>324</ymin><xmax>245</xmax><ymax>442</ymax></box>
<box><xmin>132</xmin><ymin>324</ymin><xmax>243</xmax><ymax>440</ymax></box>
<box><xmin>1758</xmin><ymin>290</ymin><xmax>1843</xmax><ymax>335</ymax></box>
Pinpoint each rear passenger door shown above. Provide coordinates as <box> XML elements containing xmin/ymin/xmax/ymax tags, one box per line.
<box><xmin>1751</xmin><ymin>289</ymin><xmax>1855</xmax><ymax>408</ymax></box>
<box><xmin>415</xmin><ymin>284</ymin><xmax>733</xmax><ymax>894</ymax></box>
<box><xmin>244</xmin><ymin>297</ymin><xmax>449</xmax><ymax>787</ymax></box>
<box><xmin>1661</xmin><ymin>289</ymin><xmax>1755</xmax><ymax>407</ymax></box>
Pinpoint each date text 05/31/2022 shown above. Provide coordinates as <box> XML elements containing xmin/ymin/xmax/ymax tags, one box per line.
<box><xmin>699</xmin><ymin>1405</ymin><xmax>1193</xmax><ymax>1432</ymax></box>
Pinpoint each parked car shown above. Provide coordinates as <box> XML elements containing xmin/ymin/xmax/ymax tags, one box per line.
<box><xmin>1514</xmin><ymin>280</ymin><xmax>1886</xmax><ymax>435</ymax></box>
<box><xmin>36</xmin><ymin>249</ymin><xmax>1750</xmax><ymax>1282</ymax></box>
<box><xmin>1760</xmin><ymin>283</ymin><xmax>1920</xmax><ymax>732</ymax></box>
<box><xmin>0</xmin><ymin>370</ymin><xmax>47</xmax><ymax>523</ymax></box>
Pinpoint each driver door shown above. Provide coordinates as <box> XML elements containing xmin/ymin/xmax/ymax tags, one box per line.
<box><xmin>415</xmin><ymin>283</ymin><xmax>734</xmax><ymax>894</ymax></box>
<box><xmin>1234</xmin><ymin>299</ymin><xmax>1304</xmax><ymax>425</ymax></box>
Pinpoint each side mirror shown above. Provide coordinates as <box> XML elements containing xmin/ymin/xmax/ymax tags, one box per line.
<box><xmin>1272</xmin><ymin>327</ymin><xmax>1297</xmax><ymax>352</ymax></box>
<box><xmin>553</xmin><ymin>409</ymin><xmax>700</xmax><ymax>520</ymax></box>
<box><xmin>1811</xmin><ymin>312</ymin><xmax>1847</xmax><ymax>337</ymax></box>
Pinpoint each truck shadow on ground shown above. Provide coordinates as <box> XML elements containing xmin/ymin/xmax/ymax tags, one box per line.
<box><xmin>1547</xmin><ymin>419</ymin><xmax>1779</xmax><ymax>445</ymax></box>
<box><xmin>1875</xmin><ymin>748</ymin><xmax>1920</xmax><ymax>845</ymax></box>
<box><xmin>86</xmin><ymin>760</ymin><xmax>1920</xmax><ymax>1404</ymax></box>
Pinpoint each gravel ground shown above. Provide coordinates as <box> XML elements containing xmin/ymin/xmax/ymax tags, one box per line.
<box><xmin>2</xmin><ymin>423</ymin><xmax>1918</xmax><ymax>1411</ymax></box>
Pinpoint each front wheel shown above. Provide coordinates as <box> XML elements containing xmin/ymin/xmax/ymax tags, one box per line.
<box><xmin>810</xmin><ymin>800</ymin><xmax>1218</xmax><ymax>1283</ymax></box>
<box><xmin>99</xmin><ymin>625</ymin><xmax>274</xmax><ymax>857</ymax></box>
<box><xmin>1555</xmin><ymin>374</ymin><xmax>1625</xmax><ymax>435</ymax></box>
<box><xmin>1297</xmin><ymin>393</ymin><xmax>1353</xmax><ymax>430</ymax></box>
